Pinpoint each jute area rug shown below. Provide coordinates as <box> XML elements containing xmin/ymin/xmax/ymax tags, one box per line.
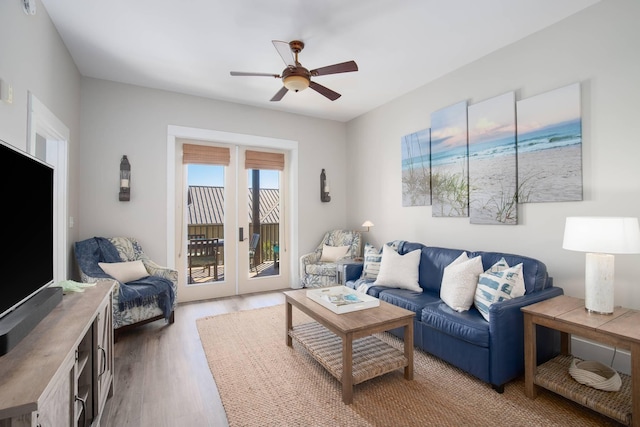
<box><xmin>196</xmin><ymin>304</ymin><xmax>621</xmax><ymax>427</ymax></box>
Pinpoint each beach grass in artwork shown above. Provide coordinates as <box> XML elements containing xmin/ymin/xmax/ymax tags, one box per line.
<box><xmin>431</xmin><ymin>168</ymin><xmax>469</xmax><ymax>217</ymax></box>
<box><xmin>468</xmin><ymin>92</ymin><xmax>517</xmax><ymax>225</ymax></box>
<box><xmin>516</xmin><ymin>82</ymin><xmax>582</xmax><ymax>203</ymax></box>
<box><xmin>430</xmin><ymin>101</ymin><xmax>469</xmax><ymax>217</ymax></box>
<box><xmin>402</xmin><ymin>128</ymin><xmax>431</xmax><ymax>206</ymax></box>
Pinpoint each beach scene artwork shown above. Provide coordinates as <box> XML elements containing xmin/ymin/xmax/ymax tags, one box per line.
<box><xmin>468</xmin><ymin>92</ymin><xmax>517</xmax><ymax>225</ymax></box>
<box><xmin>430</xmin><ymin>101</ymin><xmax>469</xmax><ymax>217</ymax></box>
<box><xmin>401</xmin><ymin>128</ymin><xmax>431</xmax><ymax>206</ymax></box>
<box><xmin>516</xmin><ymin>82</ymin><xmax>582</xmax><ymax>203</ymax></box>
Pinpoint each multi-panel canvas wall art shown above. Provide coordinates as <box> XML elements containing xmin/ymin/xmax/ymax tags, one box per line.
<box><xmin>468</xmin><ymin>92</ymin><xmax>517</xmax><ymax>225</ymax></box>
<box><xmin>401</xmin><ymin>82</ymin><xmax>582</xmax><ymax>223</ymax></box>
<box><xmin>516</xmin><ymin>82</ymin><xmax>583</xmax><ymax>202</ymax></box>
<box><xmin>401</xmin><ymin>128</ymin><xmax>431</xmax><ymax>206</ymax></box>
<box><xmin>430</xmin><ymin>101</ymin><xmax>469</xmax><ymax>217</ymax></box>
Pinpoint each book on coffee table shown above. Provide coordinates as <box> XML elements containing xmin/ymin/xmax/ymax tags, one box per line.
<box><xmin>306</xmin><ymin>285</ymin><xmax>380</xmax><ymax>314</ymax></box>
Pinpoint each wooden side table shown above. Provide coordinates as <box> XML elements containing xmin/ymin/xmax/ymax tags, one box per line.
<box><xmin>522</xmin><ymin>295</ymin><xmax>639</xmax><ymax>426</ymax></box>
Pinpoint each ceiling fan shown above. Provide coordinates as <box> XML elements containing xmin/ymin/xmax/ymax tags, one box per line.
<box><xmin>230</xmin><ymin>40</ymin><xmax>358</xmax><ymax>102</ymax></box>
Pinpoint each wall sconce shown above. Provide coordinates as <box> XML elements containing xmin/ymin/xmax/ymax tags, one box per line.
<box><xmin>320</xmin><ymin>169</ymin><xmax>331</xmax><ymax>202</ymax></box>
<box><xmin>119</xmin><ymin>155</ymin><xmax>131</xmax><ymax>202</ymax></box>
<box><xmin>562</xmin><ymin>216</ymin><xmax>640</xmax><ymax>314</ymax></box>
<box><xmin>362</xmin><ymin>220</ymin><xmax>374</xmax><ymax>232</ymax></box>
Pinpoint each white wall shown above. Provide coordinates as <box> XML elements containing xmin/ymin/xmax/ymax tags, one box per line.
<box><xmin>346</xmin><ymin>0</ymin><xmax>640</xmax><ymax>311</ymax></box>
<box><xmin>0</xmin><ymin>0</ymin><xmax>81</xmax><ymax>277</ymax></box>
<box><xmin>78</xmin><ymin>78</ymin><xmax>347</xmax><ymax>267</ymax></box>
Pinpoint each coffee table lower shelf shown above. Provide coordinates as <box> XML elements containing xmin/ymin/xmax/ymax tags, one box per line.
<box><xmin>288</xmin><ymin>322</ymin><xmax>407</xmax><ymax>385</ymax></box>
<box><xmin>535</xmin><ymin>354</ymin><xmax>632</xmax><ymax>426</ymax></box>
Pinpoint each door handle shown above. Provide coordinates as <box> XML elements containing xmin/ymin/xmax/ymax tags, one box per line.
<box><xmin>239</xmin><ymin>227</ymin><xmax>244</xmax><ymax>242</ymax></box>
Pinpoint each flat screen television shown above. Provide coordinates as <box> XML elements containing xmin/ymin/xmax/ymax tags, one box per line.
<box><xmin>0</xmin><ymin>139</ymin><xmax>61</xmax><ymax>355</ymax></box>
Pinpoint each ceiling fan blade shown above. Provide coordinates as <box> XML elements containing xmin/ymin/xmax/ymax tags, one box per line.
<box><xmin>230</xmin><ymin>71</ymin><xmax>280</xmax><ymax>78</ymax></box>
<box><xmin>310</xmin><ymin>60</ymin><xmax>358</xmax><ymax>77</ymax></box>
<box><xmin>309</xmin><ymin>81</ymin><xmax>341</xmax><ymax>101</ymax></box>
<box><xmin>272</xmin><ymin>40</ymin><xmax>295</xmax><ymax>67</ymax></box>
<box><xmin>270</xmin><ymin>86</ymin><xmax>289</xmax><ymax>102</ymax></box>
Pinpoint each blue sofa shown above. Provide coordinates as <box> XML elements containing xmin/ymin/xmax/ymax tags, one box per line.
<box><xmin>344</xmin><ymin>241</ymin><xmax>563</xmax><ymax>392</ymax></box>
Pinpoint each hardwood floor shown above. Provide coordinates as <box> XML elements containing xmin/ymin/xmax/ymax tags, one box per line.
<box><xmin>101</xmin><ymin>289</ymin><xmax>287</xmax><ymax>427</ymax></box>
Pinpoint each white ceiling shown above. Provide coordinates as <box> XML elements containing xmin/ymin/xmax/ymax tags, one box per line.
<box><xmin>40</xmin><ymin>0</ymin><xmax>599</xmax><ymax>122</ymax></box>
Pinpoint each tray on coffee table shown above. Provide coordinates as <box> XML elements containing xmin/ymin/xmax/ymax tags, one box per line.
<box><xmin>306</xmin><ymin>285</ymin><xmax>379</xmax><ymax>314</ymax></box>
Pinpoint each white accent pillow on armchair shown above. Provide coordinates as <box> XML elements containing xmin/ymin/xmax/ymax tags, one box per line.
<box><xmin>320</xmin><ymin>244</ymin><xmax>351</xmax><ymax>262</ymax></box>
<box><xmin>98</xmin><ymin>260</ymin><xmax>149</xmax><ymax>283</ymax></box>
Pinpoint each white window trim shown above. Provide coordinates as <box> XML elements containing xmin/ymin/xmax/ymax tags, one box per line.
<box><xmin>27</xmin><ymin>92</ymin><xmax>69</xmax><ymax>284</ymax></box>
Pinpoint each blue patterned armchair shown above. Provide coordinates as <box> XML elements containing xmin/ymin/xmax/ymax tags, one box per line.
<box><xmin>299</xmin><ymin>229</ymin><xmax>362</xmax><ymax>288</ymax></box>
<box><xmin>74</xmin><ymin>237</ymin><xmax>178</xmax><ymax>341</ymax></box>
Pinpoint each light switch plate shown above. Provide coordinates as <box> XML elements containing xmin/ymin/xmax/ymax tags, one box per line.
<box><xmin>23</xmin><ymin>0</ymin><xmax>36</xmax><ymax>15</ymax></box>
<box><xmin>0</xmin><ymin>79</ymin><xmax>13</xmax><ymax>104</ymax></box>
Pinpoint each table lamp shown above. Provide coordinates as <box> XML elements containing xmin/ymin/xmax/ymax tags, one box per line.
<box><xmin>562</xmin><ymin>216</ymin><xmax>640</xmax><ymax>314</ymax></box>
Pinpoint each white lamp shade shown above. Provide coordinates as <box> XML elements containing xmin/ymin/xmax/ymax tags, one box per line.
<box><xmin>563</xmin><ymin>217</ymin><xmax>640</xmax><ymax>254</ymax></box>
<box><xmin>362</xmin><ymin>220</ymin><xmax>374</xmax><ymax>228</ymax></box>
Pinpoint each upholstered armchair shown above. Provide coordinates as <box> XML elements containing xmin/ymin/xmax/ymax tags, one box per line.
<box><xmin>299</xmin><ymin>229</ymin><xmax>362</xmax><ymax>288</ymax></box>
<box><xmin>74</xmin><ymin>237</ymin><xmax>178</xmax><ymax>340</ymax></box>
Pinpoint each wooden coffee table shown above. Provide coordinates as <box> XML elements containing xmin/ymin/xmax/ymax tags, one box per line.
<box><xmin>284</xmin><ymin>288</ymin><xmax>415</xmax><ymax>404</ymax></box>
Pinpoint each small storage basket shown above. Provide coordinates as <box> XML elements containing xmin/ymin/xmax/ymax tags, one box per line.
<box><xmin>569</xmin><ymin>358</ymin><xmax>622</xmax><ymax>392</ymax></box>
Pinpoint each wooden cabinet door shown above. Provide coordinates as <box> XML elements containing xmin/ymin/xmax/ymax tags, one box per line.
<box><xmin>38</xmin><ymin>357</ymin><xmax>74</xmax><ymax>427</ymax></box>
<box><xmin>94</xmin><ymin>293</ymin><xmax>114</xmax><ymax>416</ymax></box>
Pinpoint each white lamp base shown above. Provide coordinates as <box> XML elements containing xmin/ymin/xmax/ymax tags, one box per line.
<box><xmin>584</xmin><ymin>252</ymin><xmax>614</xmax><ymax>314</ymax></box>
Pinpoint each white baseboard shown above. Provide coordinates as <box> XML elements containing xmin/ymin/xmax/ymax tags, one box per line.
<box><xmin>570</xmin><ymin>336</ymin><xmax>631</xmax><ymax>375</ymax></box>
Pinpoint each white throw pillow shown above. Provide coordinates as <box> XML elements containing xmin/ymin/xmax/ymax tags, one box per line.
<box><xmin>440</xmin><ymin>253</ymin><xmax>484</xmax><ymax>312</ymax></box>
<box><xmin>372</xmin><ymin>245</ymin><xmax>422</xmax><ymax>292</ymax></box>
<box><xmin>474</xmin><ymin>262</ymin><xmax>525</xmax><ymax>322</ymax></box>
<box><xmin>98</xmin><ymin>260</ymin><xmax>149</xmax><ymax>283</ymax></box>
<box><xmin>320</xmin><ymin>245</ymin><xmax>350</xmax><ymax>262</ymax></box>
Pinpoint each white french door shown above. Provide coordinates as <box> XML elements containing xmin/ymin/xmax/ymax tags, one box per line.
<box><xmin>175</xmin><ymin>141</ymin><xmax>290</xmax><ymax>302</ymax></box>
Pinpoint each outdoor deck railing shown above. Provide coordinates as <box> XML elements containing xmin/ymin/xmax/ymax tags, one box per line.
<box><xmin>187</xmin><ymin>223</ymin><xmax>279</xmax><ymax>265</ymax></box>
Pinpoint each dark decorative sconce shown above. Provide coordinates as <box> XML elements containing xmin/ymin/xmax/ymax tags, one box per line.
<box><xmin>119</xmin><ymin>155</ymin><xmax>131</xmax><ymax>201</ymax></box>
<box><xmin>320</xmin><ymin>169</ymin><xmax>331</xmax><ymax>202</ymax></box>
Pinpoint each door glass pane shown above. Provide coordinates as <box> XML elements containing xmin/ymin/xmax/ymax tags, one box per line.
<box><xmin>248</xmin><ymin>169</ymin><xmax>280</xmax><ymax>278</ymax></box>
<box><xmin>186</xmin><ymin>164</ymin><xmax>224</xmax><ymax>284</ymax></box>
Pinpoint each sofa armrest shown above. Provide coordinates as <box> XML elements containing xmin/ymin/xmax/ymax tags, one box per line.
<box><xmin>487</xmin><ymin>286</ymin><xmax>564</xmax><ymax>386</ymax></box>
<box><xmin>142</xmin><ymin>259</ymin><xmax>178</xmax><ymax>283</ymax></box>
<box><xmin>344</xmin><ymin>263</ymin><xmax>364</xmax><ymax>282</ymax></box>
<box><xmin>300</xmin><ymin>251</ymin><xmax>321</xmax><ymax>265</ymax></box>
<box><xmin>489</xmin><ymin>286</ymin><xmax>564</xmax><ymax>320</ymax></box>
<box><xmin>299</xmin><ymin>251</ymin><xmax>320</xmax><ymax>274</ymax></box>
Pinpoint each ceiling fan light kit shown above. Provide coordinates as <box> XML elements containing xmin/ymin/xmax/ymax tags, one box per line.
<box><xmin>282</xmin><ymin>71</ymin><xmax>310</xmax><ymax>92</ymax></box>
<box><xmin>230</xmin><ymin>40</ymin><xmax>358</xmax><ymax>102</ymax></box>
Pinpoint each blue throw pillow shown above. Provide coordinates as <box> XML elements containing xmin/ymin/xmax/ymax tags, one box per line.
<box><xmin>474</xmin><ymin>262</ymin><xmax>525</xmax><ymax>321</ymax></box>
<box><xmin>361</xmin><ymin>243</ymin><xmax>383</xmax><ymax>280</ymax></box>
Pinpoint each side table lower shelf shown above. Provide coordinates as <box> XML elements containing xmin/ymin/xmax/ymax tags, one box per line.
<box><xmin>536</xmin><ymin>355</ymin><xmax>632</xmax><ymax>426</ymax></box>
<box><xmin>288</xmin><ymin>322</ymin><xmax>407</xmax><ymax>385</ymax></box>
